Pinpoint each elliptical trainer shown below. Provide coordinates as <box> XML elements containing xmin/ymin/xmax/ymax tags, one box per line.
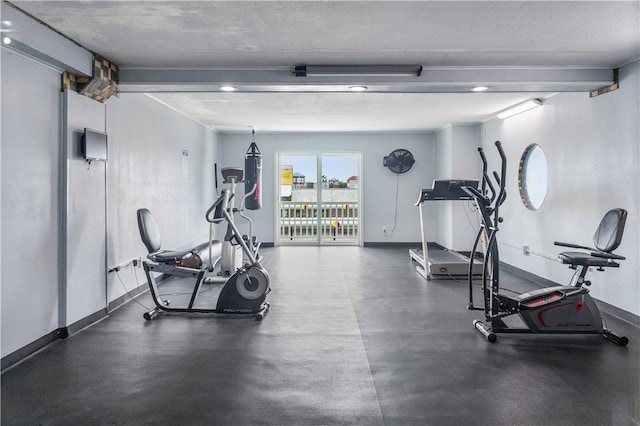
<box><xmin>462</xmin><ymin>141</ymin><xmax>628</xmax><ymax>345</ymax></box>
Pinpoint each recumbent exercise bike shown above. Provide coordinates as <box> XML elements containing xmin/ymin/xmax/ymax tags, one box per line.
<box><xmin>137</xmin><ymin>167</ymin><xmax>270</xmax><ymax>321</ymax></box>
<box><xmin>463</xmin><ymin>141</ymin><xmax>628</xmax><ymax>345</ymax></box>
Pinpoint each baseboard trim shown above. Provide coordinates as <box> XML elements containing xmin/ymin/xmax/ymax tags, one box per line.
<box><xmin>2</xmin><ymin>281</ymin><xmax>152</xmax><ymax>373</ymax></box>
<box><xmin>1</xmin><ymin>309</ymin><xmax>108</xmax><ymax>373</ymax></box>
<box><xmin>1</xmin><ymin>328</ymin><xmax>65</xmax><ymax>372</ymax></box>
<box><xmin>364</xmin><ymin>242</ymin><xmax>421</xmax><ymax>248</ymax></box>
<box><xmin>107</xmin><ymin>282</ymin><xmax>149</xmax><ymax>312</ymax></box>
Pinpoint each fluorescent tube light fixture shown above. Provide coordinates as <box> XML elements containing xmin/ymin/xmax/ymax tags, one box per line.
<box><xmin>497</xmin><ymin>99</ymin><xmax>543</xmax><ymax>119</ymax></box>
<box><xmin>293</xmin><ymin>65</ymin><xmax>423</xmax><ymax>77</ymax></box>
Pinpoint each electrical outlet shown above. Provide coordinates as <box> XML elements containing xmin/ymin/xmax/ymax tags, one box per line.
<box><xmin>383</xmin><ymin>226</ymin><xmax>387</xmax><ymax>234</ymax></box>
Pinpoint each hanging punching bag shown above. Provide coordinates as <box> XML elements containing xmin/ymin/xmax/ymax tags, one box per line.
<box><xmin>244</xmin><ymin>131</ymin><xmax>262</xmax><ymax>210</ymax></box>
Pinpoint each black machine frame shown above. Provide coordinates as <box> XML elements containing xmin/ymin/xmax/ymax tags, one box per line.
<box><xmin>138</xmin><ymin>168</ymin><xmax>270</xmax><ymax>321</ymax></box>
<box><xmin>463</xmin><ymin>141</ymin><xmax>628</xmax><ymax>345</ymax></box>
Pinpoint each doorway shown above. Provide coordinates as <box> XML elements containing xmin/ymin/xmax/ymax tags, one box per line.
<box><xmin>277</xmin><ymin>153</ymin><xmax>361</xmax><ymax>245</ymax></box>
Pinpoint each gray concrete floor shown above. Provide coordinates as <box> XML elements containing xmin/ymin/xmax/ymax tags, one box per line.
<box><xmin>2</xmin><ymin>246</ymin><xmax>639</xmax><ymax>425</ymax></box>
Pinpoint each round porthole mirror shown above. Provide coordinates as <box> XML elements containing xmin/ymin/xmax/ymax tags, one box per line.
<box><xmin>518</xmin><ymin>144</ymin><xmax>548</xmax><ymax>210</ymax></box>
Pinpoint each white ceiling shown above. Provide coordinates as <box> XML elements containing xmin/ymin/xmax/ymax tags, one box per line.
<box><xmin>7</xmin><ymin>1</ymin><xmax>640</xmax><ymax>133</ymax></box>
<box><xmin>147</xmin><ymin>91</ymin><xmax>548</xmax><ymax>133</ymax></box>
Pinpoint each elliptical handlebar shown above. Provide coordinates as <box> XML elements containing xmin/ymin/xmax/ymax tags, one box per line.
<box><xmin>484</xmin><ymin>171</ymin><xmax>497</xmax><ymax>203</ymax></box>
<box><xmin>239</xmin><ymin>183</ymin><xmax>258</xmax><ymax>255</ymax></box>
<box><xmin>239</xmin><ymin>183</ymin><xmax>257</xmax><ymax>209</ymax></box>
<box><xmin>205</xmin><ymin>190</ymin><xmax>229</xmax><ymax>224</ymax></box>
<box><xmin>492</xmin><ymin>170</ymin><xmax>501</xmax><ymax>187</ymax></box>
<box><xmin>478</xmin><ymin>147</ymin><xmax>496</xmax><ymax>201</ymax></box>
<box><xmin>478</xmin><ymin>147</ymin><xmax>497</xmax><ymax>203</ymax></box>
<box><xmin>465</xmin><ymin>141</ymin><xmax>507</xmax><ymax>312</ymax></box>
<box><xmin>494</xmin><ymin>141</ymin><xmax>507</xmax><ymax>205</ymax></box>
<box><xmin>462</xmin><ymin>186</ymin><xmax>491</xmax><ymax>207</ymax></box>
<box><xmin>468</xmin><ymin>142</ymin><xmax>507</xmax><ymax>211</ymax></box>
<box><xmin>478</xmin><ymin>147</ymin><xmax>488</xmax><ymax>193</ymax></box>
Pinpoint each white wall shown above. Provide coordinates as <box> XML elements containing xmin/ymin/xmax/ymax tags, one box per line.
<box><xmin>1</xmin><ymin>55</ymin><xmax>220</xmax><ymax>358</ymax></box>
<box><xmin>105</xmin><ymin>93</ymin><xmax>220</xmax><ymax>304</ymax></box>
<box><xmin>433</xmin><ymin>127</ymin><xmax>453</xmax><ymax>247</ymax></box>
<box><xmin>1</xmin><ymin>49</ymin><xmax>61</xmax><ymax>356</ymax></box>
<box><xmin>432</xmin><ymin>125</ymin><xmax>481</xmax><ymax>251</ymax></box>
<box><xmin>64</xmin><ymin>91</ymin><xmax>109</xmax><ymax>325</ymax></box>
<box><xmin>220</xmin><ymin>132</ymin><xmax>435</xmax><ymax>244</ymax></box>
<box><xmin>450</xmin><ymin>125</ymin><xmax>482</xmax><ymax>250</ymax></box>
<box><xmin>482</xmin><ymin>59</ymin><xmax>640</xmax><ymax>316</ymax></box>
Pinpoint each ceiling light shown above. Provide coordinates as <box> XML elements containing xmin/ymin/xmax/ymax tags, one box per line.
<box><xmin>348</xmin><ymin>86</ymin><xmax>368</xmax><ymax>92</ymax></box>
<box><xmin>496</xmin><ymin>99</ymin><xmax>543</xmax><ymax>119</ymax></box>
<box><xmin>293</xmin><ymin>65</ymin><xmax>423</xmax><ymax>77</ymax></box>
<box><xmin>220</xmin><ymin>85</ymin><xmax>237</xmax><ymax>92</ymax></box>
<box><xmin>471</xmin><ymin>86</ymin><xmax>489</xmax><ymax>92</ymax></box>
<box><xmin>3</xmin><ymin>36</ymin><xmax>11</xmax><ymax>45</ymax></box>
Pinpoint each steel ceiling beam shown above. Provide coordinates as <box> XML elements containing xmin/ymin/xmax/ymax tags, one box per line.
<box><xmin>119</xmin><ymin>67</ymin><xmax>615</xmax><ymax>93</ymax></box>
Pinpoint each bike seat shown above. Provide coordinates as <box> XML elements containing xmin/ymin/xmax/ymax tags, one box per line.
<box><xmin>555</xmin><ymin>208</ymin><xmax>626</xmax><ymax>268</ymax></box>
<box><xmin>557</xmin><ymin>251</ymin><xmax>621</xmax><ymax>267</ymax></box>
<box><xmin>137</xmin><ymin>208</ymin><xmax>219</xmax><ymax>268</ymax></box>
<box><xmin>147</xmin><ymin>249</ymin><xmax>195</xmax><ymax>264</ymax></box>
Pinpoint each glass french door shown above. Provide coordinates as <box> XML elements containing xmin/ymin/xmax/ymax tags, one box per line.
<box><xmin>277</xmin><ymin>153</ymin><xmax>361</xmax><ymax>245</ymax></box>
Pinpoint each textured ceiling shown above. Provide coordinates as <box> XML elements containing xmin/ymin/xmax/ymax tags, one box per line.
<box><xmin>148</xmin><ymin>91</ymin><xmax>547</xmax><ymax>133</ymax></box>
<box><xmin>11</xmin><ymin>1</ymin><xmax>640</xmax><ymax>68</ymax></box>
<box><xmin>8</xmin><ymin>1</ymin><xmax>640</xmax><ymax>133</ymax></box>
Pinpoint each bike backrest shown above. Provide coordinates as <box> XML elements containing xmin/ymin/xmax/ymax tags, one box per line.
<box><xmin>593</xmin><ymin>208</ymin><xmax>627</xmax><ymax>253</ymax></box>
<box><xmin>137</xmin><ymin>208</ymin><xmax>162</xmax><ymax>254</ymax></box>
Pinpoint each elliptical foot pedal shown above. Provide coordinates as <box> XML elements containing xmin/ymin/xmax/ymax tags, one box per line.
<box><xmin>603</xmin><ymin>329</ymin><xmax>629</xmax><ymax>346</ymax></box>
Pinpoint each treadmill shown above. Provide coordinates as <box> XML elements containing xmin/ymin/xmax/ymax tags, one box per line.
<box><xmin>409</xmin><ymin>179</ymin><xmax>484</xmax><ymax>280</ymax></box>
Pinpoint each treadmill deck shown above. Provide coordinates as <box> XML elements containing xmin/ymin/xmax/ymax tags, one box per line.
<box><xmin>410</xmin><ymin>248</ymin><xmax>483</xmax><ymax>279</ymax></box>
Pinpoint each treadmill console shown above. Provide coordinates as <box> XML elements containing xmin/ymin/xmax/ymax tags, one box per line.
<box><xmin>416</xmin><ymin>179</ymin><xmax>480</xmax><ymax>204</ymax></box>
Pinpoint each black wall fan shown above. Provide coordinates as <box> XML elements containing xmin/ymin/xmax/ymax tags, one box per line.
<box><xmin>383</xmin><ymin>148</ymin><xmax>415</xmax><ymax>174</ymax></box>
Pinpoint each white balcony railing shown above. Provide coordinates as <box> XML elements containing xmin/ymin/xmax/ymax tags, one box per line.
<box><xmin>280</xmin><ymin>202</ymin><xmax>359</xmax><ymax>243</ymax></box>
